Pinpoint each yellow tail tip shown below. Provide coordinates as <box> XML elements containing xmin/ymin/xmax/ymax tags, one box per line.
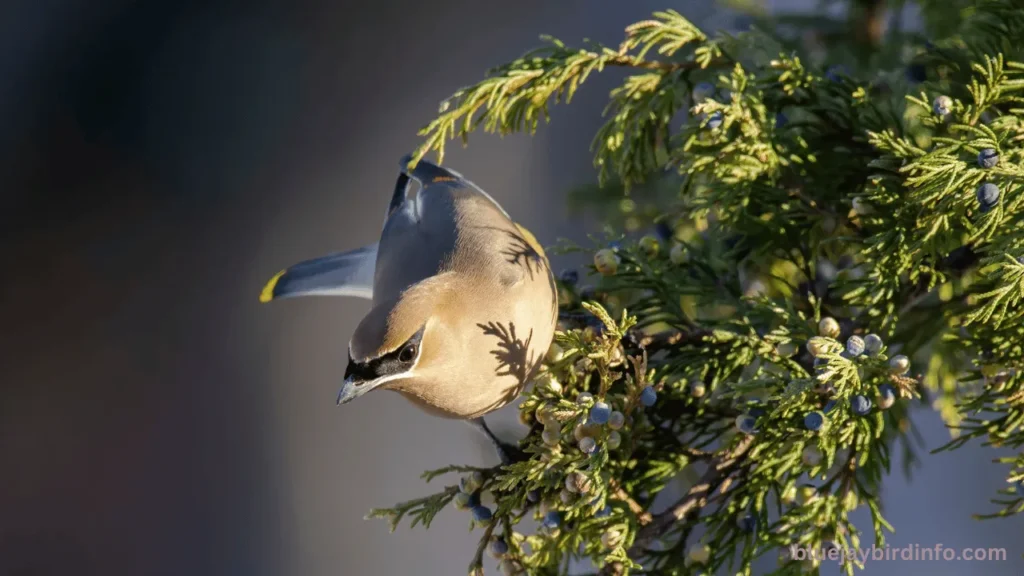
<box><xmin>260</xmin><ymin>269</ymin><xmax>286</xmax><ymax>303</ymax></box>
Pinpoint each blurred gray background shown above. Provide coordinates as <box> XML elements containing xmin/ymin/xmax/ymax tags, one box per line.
<box><xmin>1</xmin><ymin>0</ymin><xmax>1020</xmax><ymax>574</ymax></box>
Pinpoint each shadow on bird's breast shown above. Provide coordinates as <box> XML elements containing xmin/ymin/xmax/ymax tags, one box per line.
<box><xmin>475</xmin><ymin>321</ymin><xmax>538</xmax><ymax>389</ymax></box>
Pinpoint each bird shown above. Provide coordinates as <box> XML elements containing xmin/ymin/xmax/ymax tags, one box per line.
<box><xmin>260</xmin><ymin>154</ymin><xmax>558</xmax><ymax>463</ymax></box>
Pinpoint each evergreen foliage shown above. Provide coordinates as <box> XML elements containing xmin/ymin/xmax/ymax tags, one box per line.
<box><xmin>369</xmin><ymin>1</ymin><xmax>1024</xmax><ymax>573</ymax></box>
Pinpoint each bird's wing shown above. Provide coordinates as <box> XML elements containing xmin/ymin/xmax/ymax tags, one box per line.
<box><xmin>370</xmin><ymin>156</ymin><xmax>485</xmax><ymax>303</ymax></box>
<box><xmin>260</xmin><ymin>244</ymin><xmax>377</xmax><ymax>302</ymax></box>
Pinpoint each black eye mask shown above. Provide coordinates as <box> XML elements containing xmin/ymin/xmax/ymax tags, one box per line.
<box><xmin>344</xmin><ymin>325</ymin><xmax>425</xmax><ymax>383</ymax></box>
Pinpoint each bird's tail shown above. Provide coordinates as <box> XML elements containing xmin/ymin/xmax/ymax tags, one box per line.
<box><xmin>259</xmin><ymin>244</ymin><xmax>377</xmax><ymax>303</ymax></box>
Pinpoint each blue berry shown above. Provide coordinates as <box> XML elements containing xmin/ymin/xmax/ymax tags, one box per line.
<box><xmin>976</xmin><ymin>182</ymin><xmax>999</xmax><ymax>212</ymax></box>
<box><xmin>737</xmin><ymin>512</ymin><xmax>757</xmax><ymax>533</ymax></box>
<box><xmin>655</xmin><ymin>221</ymin><xmax>674</xmax><ymax>242</ymax></box>
<box><xmin>851</xmin><ymin>394</ymin><xmax>873</xmax><ymax>416</ymax></box>
<box><xmin>1015</xmin><ymin>481</ymin><xmax>1024</xmax><ymax>496</ymax></box>
<box><xmin>735</xmin><ymin>414</ymin><xmax>758</xmax><ymax>435</ymax></box>
<box><xmin>804</xmin><ymin>411</ymin><xmax>825</xmax><ymax>431</ymax></box>
<box><xmin>846</xmin><ymin>335</ymin><xmax>865</xmax><ymax>357</ymax></box>
<box><xmin>863</xmin><ymin>334</ymin><xmax>883</xmax><ymax>356</ymax></box>
<box><xmin>775</xmin><ymin>112</ymin><xmax>788</xmax><ymax>128</ymax></box>
<box><xmin>542</xmin><ymin>510</ymin><xmax>561</xmax><ymax>529</ymax></box>
<box><xmin>639</xmin><ymin>386</ymin><xmax>658</xmax><ymax>407</ymax></box>
<box><xmin>706</xmin><ymin>111</ymin><xmax>723</xmax><ymax>130</ymax></box>
<box><xmin>596</xmin><ymin>505</ymin><xmax>612</xmax><ymax>517</ymax></box>
<box><xmin>467</xmin><ymin>491</ymin><xmax>481</xmax><ymax>508</ymax></box>
<box><xmin>814</xmin><ymin>357</ymin><xmax>829</xmax><ymax>371</ymax></box>
<box><xmin>559</xmin><ymin>269</ymin><xmax>579</xmax><ymax>286</ymax></box>
<box><xmin>489</xmin><ymin>537</ymin><xmax>509</xmax><ymax>558</ymax></box>
<box><xmin>471</xmin><ymin>506</ymin><xmax>493</xmax><ymax>523</ymax></box>
<box><xmin>589</xmin><ymin>401</ymin><xmax>611</xmax><ymax>425</ymax></box>
<box><xmin>693</xmin><ymin>82</ymin><xmax>715</xmax><ymax>102</ymax></box>
<box><xmin>823</xmin><ymin>399</ymin><xmax>838</xmax><ymax>414</ymax></box>
<box><xmin>526</xmin><ymin>490</ymin><xmax>540</xmax><ymax>503</ymax></box>
<box><xmin>978</xmin><ymin>149</ymin><xmax>999</xmax><ymax>169</ymax></box>
<box><xmin>825</xmin><ymin>65</ymin><xmax>848</xmax><ymax>82</ymax></box>
<box><xmin>878</xmin><ymin>384</ymin><xmax>896</xmax><ymax>410</ymax></box>
<box><xmin>933</xmin><ymin>95</ymin><xmax>953</xmax><ymax>116</ymax></box>
<box><xmin>905</xmin><ymin>63</ymin><xmax>926</xmax><ymax>84</ymax></box>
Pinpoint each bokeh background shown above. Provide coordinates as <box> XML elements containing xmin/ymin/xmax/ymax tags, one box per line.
<box><xmin>1</xmin><ymin>0</ymin><xmax>1021</xmax><ymax>574</ymax></box>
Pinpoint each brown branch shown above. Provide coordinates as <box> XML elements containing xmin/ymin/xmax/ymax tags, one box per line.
<box><xmin>599</xmin><ymin>436</ymin><xmax>755</xmax><ymax>575</ymax></box>
<box><xmin>609</xmin><ymin>478</ymin><xmax>653</xmax><ymax>526</ymax></box>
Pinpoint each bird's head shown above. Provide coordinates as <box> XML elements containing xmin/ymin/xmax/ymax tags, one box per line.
<box><xmin>336</xmin><ymin>276</ymin><xmax>454</xmax><ymax>405</ymax></box>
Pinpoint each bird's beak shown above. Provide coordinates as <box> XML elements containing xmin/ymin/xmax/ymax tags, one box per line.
<box><xmin>336</xmin><ymin>375</ymin><xmax>375</xmax><ymax>405</ymax></box>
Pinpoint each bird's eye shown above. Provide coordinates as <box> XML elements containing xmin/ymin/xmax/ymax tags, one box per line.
<box><xmin>398</xmin><ymin>344</ymin><xmax>417</xmax><ymax>363</ymax></box>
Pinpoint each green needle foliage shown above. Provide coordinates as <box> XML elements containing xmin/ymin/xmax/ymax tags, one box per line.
<box><xmin>372</xmin><ymin>1</ymin><xmax>1024</xmax><ymax>574</ymax></box>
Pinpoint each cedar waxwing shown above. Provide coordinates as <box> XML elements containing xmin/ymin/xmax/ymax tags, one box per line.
<box><xmin>261</xmin><ymin>154</ymin><xmax>557</xmax><ymax>461</ymax></box>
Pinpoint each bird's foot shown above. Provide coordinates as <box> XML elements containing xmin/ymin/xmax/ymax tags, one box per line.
<box><xmin>494</xmin><ymin>441</ymin><xmax>528</xmax><ymax>466</ymax></box>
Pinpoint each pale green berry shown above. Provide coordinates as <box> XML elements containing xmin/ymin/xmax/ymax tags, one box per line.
<box><xmin>852</xmin><ymin>197</ymin><xmax>874</xmax><ymax>216</ymax></box>
<box><xmin>594</xmin><ymin>249</ymin><xmax>620</xmax><ymax>276</ymax></box>
<box><xmin>606</xmin><ymin>430</ymin><xmax>622</xmax><ymax>450</ymax></box>
<box><xmin>536</xmin><ymin>373</ymin><xmax>562</xmax><ymax>395</ymax></box>
<box><xmin>542</xmin><ymin>427</ymin><xmax>561</xmax><ymax>446</ymax></box>
<box><xmin>579</xmin><ymin>436</ymin><xmax>598</xmax><ymax>454</ymax></box>
<box><xmin>670</xmin><ymin>242</ymin><xmax>689</xmax><ymax>265</ymax></box>
<box><xmin>687</xmin><ymin>543</ymin><xmax>711</xmax><ymax>565</ymax></box>
<box><xmin>499</xmin><ymin>559</ymin><xmax>524</xmax><ymax>576</ymax></box>
<box><xmin>608</xmin><ymin>411</ymin><xmax>625</xmax><ymax>430</ymax></box>
<box><xmin>889</xmin><ymin>355</ymin><xmax>910</xmax><ymax>375</ymax></box>
<box><xmin>801</xmin><ymin>446</ymin><xmax>823</xmax><ymax>467</ymax></box>
<box><xmin>559</xmin><ymin>489</ymin><xmax>574</xmax><ymax>504</ymax></box>
<box><xmin>563</xmin><ymin>473</ymin><xmax>578</xmax><ymax>493</ymax></box>
<box><xmin>461</xmin><ymin>471</ymin><xmax>484</xmax><ymax>493</ymax></box>
<box><xmin>546</xmin><ymin>341</ymin><xmax>565</xmax><ymax>363</ymax></box>
<box><xmin>639</xmin><ymin>235</ymin><xmax>660</xmax><ymax>258</ymax></box>
<box><xmin>574</xmin><ymin>423</ymin><xmax>599</xmax><ymax>441</ymax></box>
<box><xmin>806</xmin><ymin>336</ymin><xmax>831</xmax><ymax>357</ymax></box>
<box><xmin>453</xmin><ymin>492</ymin><xmax>473</xmax><ymax>510</ymax></box>
<box><xmin>818</xmin><ymin>317</ymin><xmax>840</xmax><ymax>338</ymax></box>
<box><xmin>689</xmin><ymin>381</ymin><xmax>707</xmax><ymax>398</ymax></box>
<box><xmin>518</xmin><ymin>409</ymin><xmax>533</xmax><ymax>427</ymax></box>
<box><xmin>571</xmin><ymin>472</ymin><xmax>592</xmax><ymax>494</ymax></box>
<box><xmin>535</xmin><ymin>403</ymin><xmax>555</xmax><ymax>425</ymax></box>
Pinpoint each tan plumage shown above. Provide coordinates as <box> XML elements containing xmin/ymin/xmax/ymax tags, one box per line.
<box><xmin>261</xmin><ymin>154</ymin><xmax>557</xmax><ymax>429</ymax></box>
